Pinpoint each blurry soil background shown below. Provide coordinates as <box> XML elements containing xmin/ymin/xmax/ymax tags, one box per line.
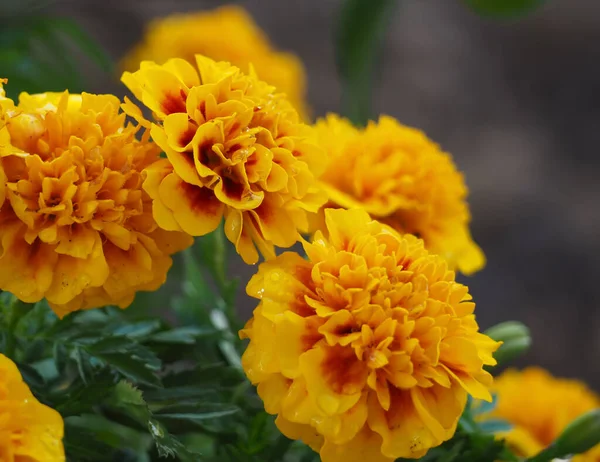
<box><xmin>50</xmin><ymin>0</ymin><xmax>600</xmax><ymax>387</ymax></box>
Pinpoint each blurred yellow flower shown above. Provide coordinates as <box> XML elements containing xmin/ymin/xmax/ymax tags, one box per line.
<box><xmin>493</xmin><ymin>367</ymin><xmax>600</xmax><ymax>461</ymax></box>
<box><xmin>0</xmin><ymin>353</ymin><xmax>64</xmax><ymax>461</ymax></box>
<box><xmin>313</xmin><ymin>114</ymin><xmax>485</xmax><ymax>275</ymax></box>
<box><xmin>121</xmin><ymin>5</ymin><xmax>309</xmax><ymax>119</ymax></box>
<box><xmin>122</xmin><ymin>56</ymin><xmax>326</xmax><ymax>264</ymax></box>
<box><xmin>240</xmin><ymin>208</ymin><xmax>500</xmax><ymax>461</ymax></box>
<box><xmin>0</xmin><ymin>81</ymin><xmax>192</xmax><ymax>317</ymax></box>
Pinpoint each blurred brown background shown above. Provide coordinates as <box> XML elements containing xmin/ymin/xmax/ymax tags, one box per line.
<box><xmin>51</xmin><ymin>0</ymin><xmax>599</xmax><ymax>388</ymax></box>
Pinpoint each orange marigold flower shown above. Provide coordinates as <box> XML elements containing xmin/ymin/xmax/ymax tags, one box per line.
<box><xmin>313</xmin><ymin>114</ymin><xmax>485</xmax><ymax>275</ymax></box>
<box><xmin>492</xmin><ymin>367</ymin><xmax>600</xmax><ymax>461</ymax></box>
<box><xmin>121</xmin><ymin>5</ymin><xmax>309</xmax><ymax>119</ymax></box>
<box><xmin>240</xmin><ymin>208</ymin><xmax>500</xmax><ymax>461</ymax></box>
<box><xmin>121</xmin><ymin>56</ymin><xmax>326</xmax><ymax>264</ymax></box>
<box><xmin>0</xmin><ymin>81</ymin><xmax>193</xmax><ymax>317</ymax></box>
<box><xmin>0</xmin><ymin>353</ymin><xmax>64</xmax><ymax>461</ymax></box>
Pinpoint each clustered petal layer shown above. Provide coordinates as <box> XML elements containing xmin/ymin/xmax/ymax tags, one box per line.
<box><xmin>0</xmin><ymin>353</ymin><xmax>64</xmax><ymax>461</ymax></box>
<box><xmin>313</xmin><ymin>114</ymin><xmax>485</xmax><ymax>275</ymax></box>
<box><xmin>240</xmin><ymin>208</ymin><xmax>500</xmax><ymax>461</ymax></box>
<box><xmin>121</xmin><ymin>5</ymin><xmax>309</xmax><ymax>120</ymax></box>
<box><xmin>492</xmin><ymin>367</ymin><xmax>600</xmax><ymax>461</ymax></box>
<box><xmin>122</xmin><ymin>55</ymin><xmax>326</xmax><ymax>264</ymax></box>
<box><xmin>0</xmin><ymin>81</ymin><xmax>192</xmax><ymax>317</ymax></box>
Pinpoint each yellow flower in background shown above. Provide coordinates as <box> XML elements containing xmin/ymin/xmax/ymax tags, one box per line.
<box><xmin>0</xmin><ymin>354</ymin><xmax>65</xmax><ymax>461</ymax></box>
<box><xmin>313</xmin><ymin>114</ymin><xmax>485</xmax><ymax>275</ymax></box>
<box><xmin>240</xmin><ymin>208</ymin><xmax>500</xmax><ymax>461</ymax></box>
<box><xmin>0</xmin><ymin>81</ymin><xmax>193</xmax><ymax>317</ymax></box>
<box><xmin>493</xmin><ymin>367</ymin><xmax>600</xmax><ymax>461</ymax></box>
<box><xmin>122</xmin><ymin>56</ymin><xmax>326</xmax><ymax>264</ymax></box>
<box><xmin>121</xmin><ymin>5</ymin><xmax>309</xmax><ymax>119</ymax></box>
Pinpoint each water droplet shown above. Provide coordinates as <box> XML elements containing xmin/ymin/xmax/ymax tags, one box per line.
<box><xmin>149</xmin><ymin>421</ymin><xmax>164</xmax><ymax>438</ymax></box>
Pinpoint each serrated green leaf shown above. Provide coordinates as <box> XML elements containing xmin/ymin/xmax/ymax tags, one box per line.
<box><xmin>66</xmin><ymin>414</ymin><xmax>152</xmax><ymax>453</ymax></box>
<box><xmin>144</xmin><ymin>386</ymin><xmax>220</xmax><ymax>404</ymax></box>
<box><xmin>155</xmin><ymin>402</ymin><xmax>239</xmax><ymax>421</ymax></box>
<box><xmin>463</xmin><ymin>0</ymin><xmax>547</xmax><ymax>18</ymax></box>
<box><xmin>112</xmin><ymin>320</ymin><xmax>162</xmax><ymax>339</ymax></box>
<box><xmin>87</xmin><ymin>336</ymin><xmax>137</xmax><ymax>354</ymax></box>
<box><xmin>108</xmin><ymin>381</ymin><xmax>201</xmax><ymax>459</ymax></box>
<box><xmin>149</xmin><ymin>326</ymin><xmax>216</xmax><ymax>344</ymax></box>
<box><xmin>94</xmin><ymin>352</ymin><xmax>162</xmax><ymax>387</ymax></box>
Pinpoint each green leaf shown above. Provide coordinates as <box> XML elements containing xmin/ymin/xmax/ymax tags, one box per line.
<box><xmin>94</xmin><ymin>352</ymin><xmax>162</xmax><ymax>388</ymax></box>
<box><xmin>477</xmin><ymin>418</ymin><xmax>513</xmax><ymax>434</ymax></box>
<box><xmin>15</xmin><ymin>362</ymin><xmax>46</xmax><ymax>389</ymax></box>
<box><xmin>149</xmin><ymin>326</ymin><xmax>215</xmax><ymax>344</ymax></box>
<box><xmin>463</xmin><ymin>0</ymin><xmax>547</xmax><ymax>18</ymax></box>
<box><xmin>335</xmin><ymin>0</ymin><xmax>397</xmax><ymax>125</ymax></box>
<box><xmin>107</xmin><ymin>381</ymin><xmax>201</xmax><ymax>459</ymax></box>
<box><xmin>155</xmin><ymin>402</ymin><xmax>239</xmax><ymax>421</ymax></box>
<box><xmin>112</xmin><ymin>320</ymin><xmax>162</xmax><ymax>339</ymax></box>
<box><xmin>66</xmin><ymin>414</ymin><xmax>152</xmax><ymax>453</ymax></box>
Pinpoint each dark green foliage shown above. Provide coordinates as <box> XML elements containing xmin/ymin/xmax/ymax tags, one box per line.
<box><xmin>0</xmin><ymin>1</ymin><xmax>112</xmax><ymax>99</ymax></box>
<box><xmin>335</xmin><ymin>0</ymin><xmax>397</xmax><ymax>126</ymax></box>
<box><xmin>463</xmin><ymin>0</ymin><xmax>548</xmax><ymax>18</ymax></box>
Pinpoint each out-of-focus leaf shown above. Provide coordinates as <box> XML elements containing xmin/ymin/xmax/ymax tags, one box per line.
<box><xmin>463</xmin><ymin>0</ymin><xmax>547</xmax><ymax>18</ymax></box>
<box><xmin>0</xmin><ymin>16</ymin><xmax>112</xmax><ymax>99</ymax></box>
<box><xmin>335</xmin><ymin>0</ymin><xmax>397</xmax><ymax>125</ymax></box>
<box><xmin>478</xmin><ymin>419</ymin><xmax>513</xmax><ymax>434</ymax></box>
<box><xmin>45</xmin><ymin>18</ymin><xmax>113</xmax><ymax>72</ymax></box>
<box><xmin>149</xmin><ymin>326</ymin><xmax>215</xmax><ymax>344</ymax></box>
<box><xmin>15</xmin><ymin>362</ymin><xmax>45</xmax><ymax>388</ymax></box>
<box><xmin>485</xmin><ymin>321</ymin><xmax>531</xmax><ymax>365</ymax></box>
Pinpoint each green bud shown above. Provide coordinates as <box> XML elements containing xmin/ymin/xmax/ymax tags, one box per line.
<box><xmin>554</xmin><ymin>409</ymin><xmax>600</xmax><ymax>457</ymax></box>
<box><xmin>484</xmin><ymin>321</ymin><xmax>531</xmax><ymax>365</ymax></box>
<box><xmin>528</xmin><ymin>409</ymin><xmax>600</xmax><ymax>462</ymax></box>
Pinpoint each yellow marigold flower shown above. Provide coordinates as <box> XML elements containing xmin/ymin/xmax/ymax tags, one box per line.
<box><xmin>313</xmin><ymin>114</ymin><xmax>485</xmax><ymax>275</ymax></box>
<box><xmin>492</xmin><ymin>367</ymin><xmax>600</xmax><ymax>461</ymax></box>
<box><xmin>121</xmin><ymin>5</ymin><xmax>309</xmax><ymax>119</ymax></box>
<box><xmin>0</xmin><ymin>353</ymin><xmax>64</xmax><ymax>461</ymax></box>
<box><xmin>0</xmin><ymin>81</ymin><xmax>193</xmax><ymax>317</ymax></box>
<box><xmin>240</xmin><ymin>208</ymin><xmax>500</xmax><ymax>461</ymax></box>
<box><xmin>121</xmin><ymin>56</ymin><xmax>326</xmax><ymax>264</ymax></box>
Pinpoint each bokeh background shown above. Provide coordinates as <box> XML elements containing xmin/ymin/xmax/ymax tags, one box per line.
<box><xmin>20</xmin><ymin>0</ymin><xmax>600</xmax><ymax>387</ymax></box>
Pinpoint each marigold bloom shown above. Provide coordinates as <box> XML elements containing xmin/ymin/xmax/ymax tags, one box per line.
<box><xmin>0</xmin><ymin>354</ymin><xmax>64</xmax><ymax>461</ymax></box>
<box><xmin>240</xmin><ymin>208</ymin><xmax>500</xmax><ymax>461</ymax></box>
<box><xmin>121</xmin><ymin>56</ymin><xmax>326</xmax><ymax>264</ymax></box>
<box><xmin>0</xmin><ymin>81</ymin><xmax>192</xmax><ymax>316</ymax></box>
<box><xmin>313</xmin><ymin>114</ymin><xmax>485</xmax><ymax>275</ymax></box>
<box><xmin>492</xmin><ymin>367</ymin><xmax>600</xmax><ymax>461</ymax></box>
<box><xmin>121</xmin><ymin>5</ymin><xmax>309</xmax><ymax>119</ymax></box>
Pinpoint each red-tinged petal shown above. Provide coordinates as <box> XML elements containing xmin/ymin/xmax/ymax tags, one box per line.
<box><xmin>300</xmin><ymin>346</ymin><xmax>368</xmax><ymax>416</ymax></box>
<box><xmin>158</xmin><ymin>173</ymin><xmax>223</xmax><ymax>236</ymax></box>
